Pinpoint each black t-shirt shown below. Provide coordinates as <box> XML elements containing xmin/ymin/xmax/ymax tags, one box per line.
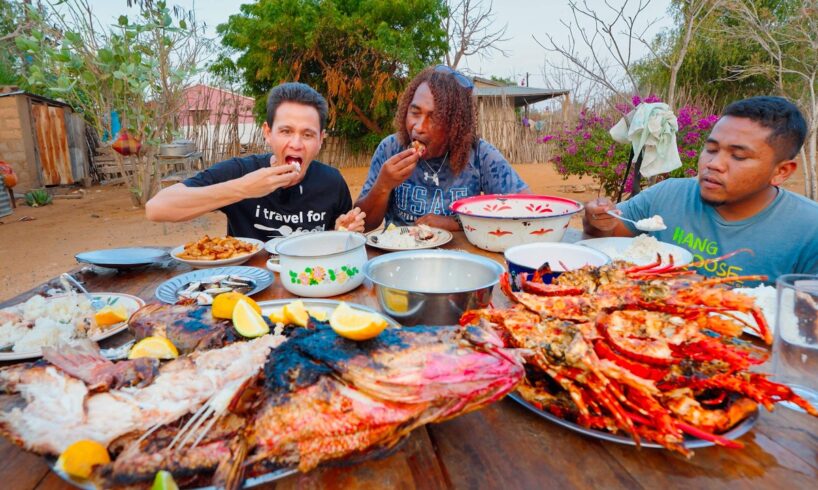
<box><xmin>183</xmin><ymin>153</ymin><xmax>353</xmax><ymax>241</ymax></box>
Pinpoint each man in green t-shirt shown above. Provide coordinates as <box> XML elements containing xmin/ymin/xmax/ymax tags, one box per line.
<box><xmin>584</xmin><ymin>96</ymin><xmax>818</xmax><ymax>282</ymax></box>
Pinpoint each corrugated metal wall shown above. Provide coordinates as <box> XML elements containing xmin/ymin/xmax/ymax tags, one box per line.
<box><xmin>31</xmin><ymin>103</ymin><xmax>73</xmax><ymax>185</ymax></box>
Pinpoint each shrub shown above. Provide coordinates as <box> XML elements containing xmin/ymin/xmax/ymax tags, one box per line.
<box><xmin>24</xmin><ymin>188</ymin><xmax>52</xmax><ymax>207</ymax></box>
<box><xmin>541</xmin><ymin>95</ymin><xmax>718</xmax><ymax>198</ymax></box>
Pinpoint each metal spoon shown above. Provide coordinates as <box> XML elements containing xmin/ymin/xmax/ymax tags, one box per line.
<box><xmin>605</xmin><ymin>210</ymin><xmax>667</xmax><ymax>231</ymax></box>
<box><xmin>61</xmin><ymin>273</ymin><xmax>106</xmax><ymax>310</ymax></box>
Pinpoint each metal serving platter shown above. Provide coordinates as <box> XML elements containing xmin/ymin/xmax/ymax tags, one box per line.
<box><xmin>508</xmin><ymin>392</ymin><xmax>759</xmax><ymax>449</ymax></box>
<box><xmin>49</xmin><ymin>458</ymin><xmax>297</xmax><ymax>490</ymax></box>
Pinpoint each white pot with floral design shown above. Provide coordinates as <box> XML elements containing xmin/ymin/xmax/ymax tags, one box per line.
<box><xmin>268</xmin><ymin>231</ymin><xmax>367</xmax><ymax>297</ymax></box>
<box><xmin>451</xmin><ymin>194</ymin><xmax>584</xmax><ymax>252</ymax></box>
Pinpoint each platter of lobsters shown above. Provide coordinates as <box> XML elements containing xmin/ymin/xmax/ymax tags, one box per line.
<box><xmin>459</xmin><ymin>254</ymin><xmax>817</xmax><ymax>455</ymax></box>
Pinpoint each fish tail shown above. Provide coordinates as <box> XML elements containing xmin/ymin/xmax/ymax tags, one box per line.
<box><xmin>213</xmin><ymin>435</ymin><xmax>248</xmax><ymax>490</ymax></box>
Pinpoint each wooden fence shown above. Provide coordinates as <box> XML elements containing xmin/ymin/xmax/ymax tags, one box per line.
<box><xmin>477</xmin><ymin>97</ymin><xmax>559</xmax><ymax>164</ymax></box>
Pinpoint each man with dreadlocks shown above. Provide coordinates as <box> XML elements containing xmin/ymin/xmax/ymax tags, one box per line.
<box><xmin>356</xmin><ymin>65</ymin><xmax>530</xmax><ymax>231</ymax></box>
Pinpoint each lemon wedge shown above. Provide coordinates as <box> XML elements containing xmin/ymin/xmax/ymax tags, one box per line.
<box><xmin>268</xmin><ymin>307</ymin><xmax>287</xmax><ymax>324</ymax></box>
<box><xmin>283</xmin><ymin>300</ymin><xmax>310</xmax><ymax>327</ymax></box>
<box><xmin>93</xmin><ymin>304</ymin><xmax>129</xmax><ymax>326</ymax></box>
<box><xmin>383</xmin><ymin>290</ymin><xmax>409</xmax><ymax>313</ymax></box>
<box><xmin>329</xmin><ymin>302</ymin><xmax>388</xmax><ymax>341</ymax></box>
<box><xmin>151</xmin><ymin>470</ymin><xmax>179</xmax><ymax>490</ymax></box>
<box><xmin>308</xmin><ymin>309</ymin><xmax>328</xmax><ymax>322</ymax></box>
<box><xmin>128</xmin><ymin>336</ymin><xmax>179</xmax><ymax>360</ymax></box>
<box><xmin>212</xmin><ymin>292</ymin><xmax>260</xmax><ymax>319</ymax></box>
<box><xmin>57</xmin><ymin>439</ymin><xmax>110</xmax><ymax>479</ymax></box>
<box><xmin>233</xmin><ymin>298</ymin><xmax>270</xmax><ymax>338</ymax></box>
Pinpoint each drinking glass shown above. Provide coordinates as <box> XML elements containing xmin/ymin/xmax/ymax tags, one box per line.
<box><xmin>772</xmin><ymin>274</ymin><xmax>818</xmax><ymax>412</ymax></box>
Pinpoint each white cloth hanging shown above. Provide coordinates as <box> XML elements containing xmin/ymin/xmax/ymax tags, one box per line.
<box><xmin>609</xmin><ymin>102</ymin><xmax>682</xmax><ymax>178</ymax></box>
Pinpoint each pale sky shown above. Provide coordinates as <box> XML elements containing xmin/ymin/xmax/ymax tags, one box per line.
<box><xmin>82</xmin><ymin>0</ymin><xmax>674</xmax><ymax>90</ymax></box>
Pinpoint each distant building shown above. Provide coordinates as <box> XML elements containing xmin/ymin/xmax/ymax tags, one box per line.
<box><xmin>472</xmin><ymin>76</ymin><xmax>569</xmax><ymax>121</ymax></box>
<box><xmin>470</xmin><ymin>77</ymin><xmax>570</xmax><ymax>163</ymax></box>
<box><xmin>177</xmin><ymin>84</ymin><xmax>260</xmax><ymax>147</ymax></box>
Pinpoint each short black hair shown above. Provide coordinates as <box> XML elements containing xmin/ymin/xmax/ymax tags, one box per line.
<box><xmin>265</xmin><ymin>82</ymin><xmax>329</xmax><ymax>131</ymax></box>
<box><xmin>722</xmin><ymin>96</ymin><xmax>806</xmax><ymax>160</ymax></box>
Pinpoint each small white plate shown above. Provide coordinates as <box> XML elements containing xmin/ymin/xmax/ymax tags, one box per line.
<box><xmin>171</xmin><ymin>237</ymin><xmax>263</xmax><ymax>268</ymax></box>
<box><xmin>576</xmin><ymin>236</ymin><xmax>693</xmax><ymax>266</ymax></box>
<box><xmin>366</xmin><ymin>226</ymin><xmax>452</xmax><ymax>251</ymax></box>
<box><xmin>0</xmin><ymin>292</ymin><xmax>145</xmax><ymax>361</ymax></box>
<box><xmin>264</xmin><ymin>237</ymin><xmax>286</xmax><ymax>255</ymax></box>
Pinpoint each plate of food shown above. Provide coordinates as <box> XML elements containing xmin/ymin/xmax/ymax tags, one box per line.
<box><xmin>155</xmin><ymin>266</ymin><xmax>274</xmax><ymax>304</ymax></box>
<box><xmin>171</xmin><ymin>236</ymin><xmax>263</xmax><ymax>268</ymax></box>
<box><xmin>508</xmin><ymin>392</ymin><xmax>759</xmax><ymax>450</ymax></box>
<box><xmin>460</xmin><ymin>257</ymin><xmax>818</xmax><ymax>457</ymax></box>
<box><xmin>75</xmin><ymin>247</ymin><xmax>168</xmax><ymax>269</ymax></box>
<box><xmin>576</xmin><ymin>235</ymin><xmax>693</xmax><ymax>266</ymax></box>
<box><xmin>4</xmin><ymin>300</ymin><xmax>517</xmax><ymax>490</ymax></box>
<box><xmin>366</xmin><ymin>224</ymin><xmax>452</xmax><ymax>251</ymax></box>
<box><xmin>721</xmin><ymin>284</ymin><xmax>777</xmax><ymax>337</ymax></box>
<box><xmin>0</xmin><ymin>292</ymin><xmax>145</xmax><ymax>361</ymax></box>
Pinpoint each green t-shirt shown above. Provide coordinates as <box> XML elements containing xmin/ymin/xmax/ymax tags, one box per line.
<box><xmin>618</xmin><ymin>178</ymin><xmax>818</xmax><ymax>284</ymax></box>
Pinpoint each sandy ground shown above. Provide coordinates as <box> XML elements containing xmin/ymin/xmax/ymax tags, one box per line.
<box><xmin>0</xmin><ymin>162</ymin><xmax>807</xmax><ymax>300</ymax></box>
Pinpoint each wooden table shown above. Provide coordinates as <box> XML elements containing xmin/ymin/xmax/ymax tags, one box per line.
<box><xmin>2</xmin><ymin>232</ymin><xmax>817</xmax><ymax>489</ymax></box>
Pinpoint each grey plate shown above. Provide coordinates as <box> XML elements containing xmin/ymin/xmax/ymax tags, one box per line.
<box><xmin>76</xmin><ymin>247</ymin><xmax>168</xmax><ymax>269</ymax></box>
<box><xmin>155</xmin><ymin>266</ymin><xmax>274</xmax><ymax>304</ymax></box>
<box><xmin>257</xmin><ymin>298</ymin><xmax>402</xmax><ymax>329</ymax></box>
<box><xmin>508</xmin><ymin>392</ymin><xmax>759</xmax><ymax>449</ymax></box>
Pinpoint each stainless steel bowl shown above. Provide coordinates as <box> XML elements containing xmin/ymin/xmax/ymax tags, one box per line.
<box><xmin>364</xmin><ymin>250</ymin><xmax>504</xmax><ymax>326</ymax></box>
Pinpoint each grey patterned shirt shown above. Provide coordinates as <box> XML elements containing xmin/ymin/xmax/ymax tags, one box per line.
<box><xmin>359</xmin><ymin>135</ymin><xmax>529</xmax><ymax>225</ymax></box>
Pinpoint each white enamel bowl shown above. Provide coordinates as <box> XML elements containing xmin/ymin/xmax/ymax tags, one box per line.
<box><xmin>268</xmin><ymin>231</ymin><xmax>367</xmax><ymax>297</ymax></box>
<box><xmin>451</xmin><ymin>194</ymin><xmax>584</xmax><ymax>252</ymax></box>
<box><xmin>504</xmin><ymin>242</ymin><xmax>611</xmax><ymax>289</ymax></box>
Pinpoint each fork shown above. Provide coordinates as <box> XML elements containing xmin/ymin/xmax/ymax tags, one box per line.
<box><xmin>61</xmin><ymin>273</ymin><xmax>106</xmax><ymax>310</ymax></box>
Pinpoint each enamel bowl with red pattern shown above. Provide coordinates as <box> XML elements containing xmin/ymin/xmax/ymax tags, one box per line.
<box><xmin>450</xmin><ymin>194</ymin><xmax>584</xmax><ymax>252</ymax></box>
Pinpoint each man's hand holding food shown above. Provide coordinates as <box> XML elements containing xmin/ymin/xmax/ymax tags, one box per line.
<box><xmin>335</xmin><ymin>207</ymin><xmax>366</xmax><ymax>233</ymax></box>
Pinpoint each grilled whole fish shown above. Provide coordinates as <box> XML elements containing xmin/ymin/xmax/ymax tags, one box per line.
<box><xmin>128</xmin><ymin>303</ymin><xmax>235</xmax><ymax>354</ymax></box>
<box><xmin>0</xmin><ymin>334</ymin><xmax>284</xmax><ymax>455</ymax></box>
<box><xmin>247</xmin><ymin>324</ymin><xmax>524</xmax><ymax>473</ymax></box>
<box><xmin>0</xmin><ymin>322</ymin><xmax>522</xmax><ymax>488</ymax></box>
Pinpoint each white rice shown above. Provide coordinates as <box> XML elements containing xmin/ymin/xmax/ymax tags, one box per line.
<box><xmin>730</xmin><ymin>285</ymin><xmax>777</xmax><ymax>334</ymax></box>
<box><xmin>374</xmin><ymin>228</ymin><xmax>422</xmax><ymax>248</ymax></box>
<box><xmin>635</xmin><ymin>215</ymin><xmax>666</xmax><ymax>231</ymax></box>
<box><xmin>598</xmin><ymin>235</ymin><xmax>672</xmax><ymax>264</ymax></box>
<box><xmin>0</xmin><ymin>293</ymin><xmax>96</xmax><ymax>352</ymax></box>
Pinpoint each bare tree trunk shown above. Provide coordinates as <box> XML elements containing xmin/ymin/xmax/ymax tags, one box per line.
<box><xmin>667</xmin><ymin>11</ymin><xmax>697</xmax><ymax>109</ymax></box>
<box><xmin>807</xmin><ymin>129</ymin><xmax>817</xmax><ymax>200</ymax></box>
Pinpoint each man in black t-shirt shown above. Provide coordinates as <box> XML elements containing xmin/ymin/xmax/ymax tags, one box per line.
<box><xmin>145</xmin><ymin>83</ymin><xmax>365</xmax><ymax>241</ymax></box>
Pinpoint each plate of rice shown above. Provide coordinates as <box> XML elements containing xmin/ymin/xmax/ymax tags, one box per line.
<box><xmin>366</xmin><ymin>224</ymin><xmax>453</xmax><ymax>251</ymax></box>
<box><xmin>0</xmin><ymin>292</ymin><xmax>145</xmax><ymax>361</ymax></box>
<box><xmin>727</xmin><ymin>284</ymin><xmax>777</xmax><ymax>337</ymax></box>
<box><xmin>576</xmin><ymin>235</ymin><xmax>693</xmax><ymax>266</ymax></box>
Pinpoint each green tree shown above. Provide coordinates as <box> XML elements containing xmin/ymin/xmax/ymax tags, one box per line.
<box><xmin>632</xmin><ymin>0</ymin><xmax>797</xmax><ymax>109</ymax></box>
<box><xmin>214</xmin><ymin>0</ymin><xmax>448</xmax><ymax>149</ymax></box>
<box><xmin>0</xmin><ymin>1</ymin><xmax>28</xmax><ymax>85</ymax></box>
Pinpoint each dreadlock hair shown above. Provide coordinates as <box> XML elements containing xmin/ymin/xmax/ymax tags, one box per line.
<box><xmin>393</xmin><ymin>67</ymin><xmax>477</xmax><ymax>174</ymax></box>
